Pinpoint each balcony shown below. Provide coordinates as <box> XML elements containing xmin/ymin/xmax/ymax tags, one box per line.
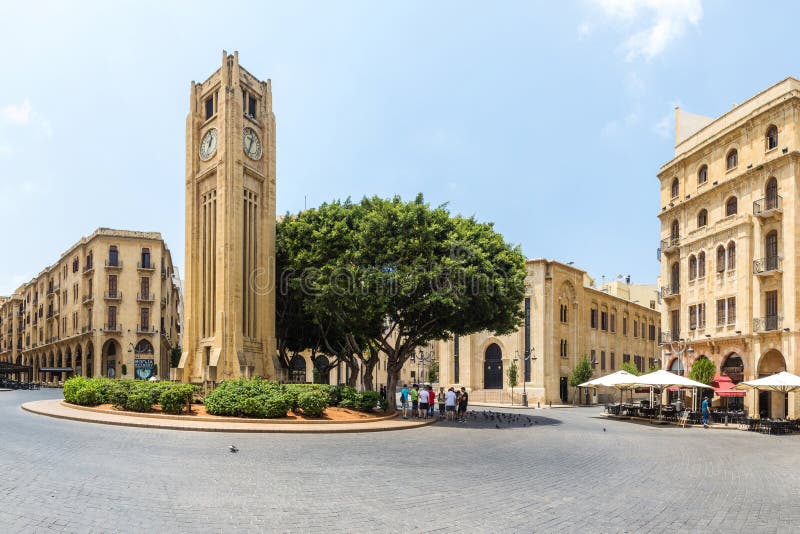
<box><xmin>661</xmin><ymin>284</ymin><xmax>680</xmax><ymax>300</ymax></box>
<box><xmin>81</xmin><ymin>325</ymin><xmax>93</xmax><ymax>334</ymax></box>
<box><xmin>102</xmin><ymin>323</ymin><xmax>122</xmax><ymax>333</ymax></box>
<box><xmin>161</xmin><ymin>268</ymin><xmax>168</xmax><ymax>279</ymax></box>
<box><xmin>82</xmin><ymin>294</ymin><xmax>94</xmax><ymax>305</ymax></box>
<box><xmin>753</xmin><ymin>315</ymin><xmax>782</xmax><ymax>333</ymax></box>
<box><xmin>661</xmin><ymin>330</ymin><xmax>680</xmax><ymax>344</ymax></box>
<box><xmin>137</xmin><ymin>292</ymin><xmax>155</xmax><ymax>303</ymax></box>
<box><xmin>83</xmin><ymin>263</ymin><xmax>95</xmax><ymax>275</ymax></box>
<box><xmin>660</xmin><ymin>236</ymin><xmax>680</xmax><ymax>254</ymax></box>
<box><xmin>753</xmin><ymin>257</ymin><xmax>782</xmax><ymax>276</ymax></box>
<box><xmin>753</xmin><ymin>195</ymin><xmax>782</xmax><ymax>220</ymax></box>
<box><xmin>160</xmin><ymin>296</ymin><xmax>167</xmax><ymax>308</ymax></box>
<box><xmin>136</xmin><ymin>325</ymin><xmax>157</xmax><ymax>334</ymax></box>
<box><xmin>138</xmin><ymin>261</ymin><xmax>156</xmax><ymax>272</ymax></box>
<box><xmin>104</xmin><ymin>260</ymin><xmax>123</xmax><ymax>270</ymax></box>
<box><xmin>45</xmin><ymin>336</ymin><xmax>60</xmax><ymax>345</ymax></box>
<box><xmin>104</xmin><ymin>291</ymin><xmax>122</xmax><ymax>301</ymax></box>
<box><xmin>46</xmin><ymin>284</ymin><xmax>60</xmax><ymax>297</ymax></box>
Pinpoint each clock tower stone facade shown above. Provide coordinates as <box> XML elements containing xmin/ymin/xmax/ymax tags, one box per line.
<box><xmin>179</xmin><ymin>51</ymin><xmax>277</xmax><ymax>384</ymax></box>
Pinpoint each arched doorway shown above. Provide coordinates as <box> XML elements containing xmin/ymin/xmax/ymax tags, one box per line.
<box><xmin>669</xmin><ymin>357</ymin><xmax>684</xmax><ymax>376</ymax></box>
<box><xmin>313</xmin><ymin>356</ymin><xmax>331</xmax><ymax>384</ymax></box>
<box><xmin>721</xmin><ymin>353</ymin><xmax>744</xmax><ymax>383</ymax></box>
<box><xmin>483</xmin><ymin>343</ymin><xmax>503</xmax><ymax>389</ymax></box>
<box><xmin>85</xmin><ymin>342</ymin><xmax>94</xmax><ymax>378</ymax></box>
<box><xmin>102</xmin><ymin>340</ymin><xmax>120</xmax><ymax>378</ymax></box>
<box><xmin>73</xmin><ymin>345</ymin><xmax>82</xmax><ymax>377</ymax></box>
<box><xmin>757</xmin><ymin>350</ymin><xmax>787</xmax><ymax>418</ymax></box>
<box><xmin>289</xmin><ymin>354</ymin><xmax>307</xmax><ymax>383</ymax></box>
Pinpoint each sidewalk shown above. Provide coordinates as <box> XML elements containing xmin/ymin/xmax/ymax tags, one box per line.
<box><xmin>601</xmin><ymin>413</ymin><xmax>741</xmax><ymax>430</ymax></box>
<box><xmin>469</xmin><ymin>401</ymin><xmax>575</xmax><ymax>410</ymax></box>
<box><xmin>21</xmin><ymin>400</ymin><xmax>436</xmax><ymax>434</ymax></box>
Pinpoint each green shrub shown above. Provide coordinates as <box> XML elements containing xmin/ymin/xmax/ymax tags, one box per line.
<box><xmin>262</xmin><ymin>393</ymin><xmax>292</xmax><ymax>418</ymax></box>
<box><xmin>126</xmin><ymin>390</ymin><xmax>154</xmax><ymax>412</ymax></box>
<box><xmin>330</xmin><ymin>385</ymin><xmax>357</xmax><ymax>407</ymax></box>
<box><xmin>298</xmin><ymin>389</ymin><xmax>329</xmax><ymax>417</ymax></box>
<box><xmin>339</xmin><ymin>398</ymin><xmax>356</xmax><ymax>409</ymax></box>
<box><xmin>63</xmin><ymin>377</ymin><xmax>111</xmax><ymax>406</ymax></box>
<box><xmin>355</xmin><ymin>390</ymin><xmax>381</xmax><ymax>413</ymax></box>
<box><xmin>159</xmin><ymin>384</ymin><xmax>196</xmax><ymax>415</ymax></box>
<box><xmin>283</xmin><ymin>384</ymin><xmax>331</xmax><ymax>411</ymax></box>
<box><xmin>204</xmin><ymin>378</ymin><xmax>290</xmax><ymax>418</ymax></box>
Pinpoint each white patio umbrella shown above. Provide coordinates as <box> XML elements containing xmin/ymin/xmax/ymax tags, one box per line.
<box><xmin>734</xmin><ymin>371</ymin><xmax>800</xmax><ymax>393</ymax></box>
<box><xmin>634</xmin><ymin>369</ymin><xmax>712</xmax><ymax>389</ymax></box>
<box><xmin>579</xmin><ymin>370</ymin><xmax>641</xmax><ymax>408</ymax></box>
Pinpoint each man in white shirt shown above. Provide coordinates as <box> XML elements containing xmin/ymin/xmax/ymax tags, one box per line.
<box><xmin>418</xmin><ymin>387</ymin><xmax>429</xmax><ymax>419</ymax></box>
<box><xmin>445</xmin><ymin>388</ymin><xmax>457</xmax><ymax>421</ymax></box>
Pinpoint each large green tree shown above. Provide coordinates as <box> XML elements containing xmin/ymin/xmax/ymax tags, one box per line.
<box><xmin>689</xmin><ymin>357</ymin><xmax>715</xmax><ymax>385</ymax></box>
<box><xmin>276</xmin><ymin>195</ymin><xmax>527</xmax><ymax>408</ymax></box>
<box><xmin>569</xmin><ymin>355</ymin><xmax>594</xmax><ymax>404</ymax></box>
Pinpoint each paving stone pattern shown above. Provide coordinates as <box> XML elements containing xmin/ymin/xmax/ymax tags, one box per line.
<box><xmin>1</xmin><ymin>389</ymin><xmax>799</xmax><ymax>533</ymax></box>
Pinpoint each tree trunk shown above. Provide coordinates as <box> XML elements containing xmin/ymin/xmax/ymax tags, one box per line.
<box><xmin>361</xmin><ymin>357</ymin><xmax>379</xmax><ymax>391</ymax></box>
<box><xmin>385</xmin><ymin>366</ymin><xmax>400</xmax><ymax>414</ymax></box>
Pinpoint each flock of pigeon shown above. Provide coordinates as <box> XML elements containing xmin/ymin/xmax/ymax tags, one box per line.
<box><xmin>448</xmin><ymin>410</ymin><xmax>540</xmax><ymax>429</ymax></box>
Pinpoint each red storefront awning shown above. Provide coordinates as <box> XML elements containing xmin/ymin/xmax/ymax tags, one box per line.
<box><xmin>712</xmin><ymin>375</ymin><xmax>745</xmax><ymax>397</ymax></box>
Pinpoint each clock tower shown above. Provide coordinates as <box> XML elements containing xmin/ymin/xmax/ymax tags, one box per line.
<box><xmin>179</xmin><ymin>51</ymin><xmax>277</xmax><ymax>383</ymax></box>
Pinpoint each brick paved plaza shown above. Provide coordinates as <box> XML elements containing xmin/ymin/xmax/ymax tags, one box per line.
<box><xmin>2</xmin><ymin>389</ymin><xmax>799</xmax><ymax>533</ymax></box>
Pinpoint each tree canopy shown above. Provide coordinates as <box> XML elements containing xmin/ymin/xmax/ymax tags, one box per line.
<box><xmin>276</xmin><ymin>194</ymin><xmax>527</xmax><ymax>409</ymax></box>
<box><xmin>689</xmin><ymin>357</ymin><xmax>715</xmax><ymax>385</ymax></box>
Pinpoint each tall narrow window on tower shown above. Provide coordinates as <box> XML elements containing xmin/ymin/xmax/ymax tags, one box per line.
<box><xmin>205</xmin><ymin>95</ymin><xmax>214</xmax><ymax>120</ymax></box>
<box><xmin>242</xmin><ymin>189</ymin><xmax>259</xmax><ymax>338</ymax></box>
<box><xmin>201</xmin><ymin>189</ymin><xmax>217</xmax><ymax>338</ymax></box>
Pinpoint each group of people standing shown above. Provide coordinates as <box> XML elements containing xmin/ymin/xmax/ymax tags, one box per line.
<box><xmin>399</xmin><ymin>384</ymin><xmax>469</xmax><ymax>422</ymax></box>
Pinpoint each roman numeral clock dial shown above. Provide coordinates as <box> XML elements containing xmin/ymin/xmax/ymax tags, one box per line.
<box><xmin>242</xmin><ymin>127</ymin><xmax>262</xmax><ymax>160</ymax></box>
<box><xmin>199</xmin><ymin>128</ymin><xmax>218</xmax><ymax>161</ymax></box>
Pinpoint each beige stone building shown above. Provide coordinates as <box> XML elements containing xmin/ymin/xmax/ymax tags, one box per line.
<box><xmin>179</xmin><ymin>51</ymin><xmax>277</xmax><ymax>385</ymax></box>
<box><xmin>658</xmin><ymin>77</ymin><xmax>800</xmax><ymax>418</ymax></box>
<box><xmin>433</xmin><ymin>259</ymin><xmax>660</xmax><ymax>405</ymax></box>
<box><xmin>0</xmin><ymin>228</ymin><xmax>181</xmax><ymax>382</ymax></box>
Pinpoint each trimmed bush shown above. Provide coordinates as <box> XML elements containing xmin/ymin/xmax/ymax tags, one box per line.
<box><xmin>159</xmin><ymin>384</ymin><xmax>197</xmax><ymax>415</ymax></box>
<box><xmin>63</xmin><ymin>377</ymin><xmax>112</xmax><ymax>406</ymax></box>
<box><xmin>126</xmin><ymin>390</ymin><xmax>154</xmax><ymax>412</ymax></box>
<box><xmin>330</xmin><ymin>385</ymin><xmax>357</xmax><ymax>407</ymax></box>
<box><xmin>283</xmin><ymin>384</ymin><xmax>332</xmax><ymax>411</ymax></box>
<box><xmin>355</xmin><ymin>390</ymin><xmax>382</xmax><ymax>413</ymax></box>
<box><xmin>204</xmin><ymin>378</ymin><xmax>291</xmax><ymax>418</ymax></box>
<box><xmin>297</xmin><ymin>389</ymin><xmax>330</xmax><ymax>417</ymax></box>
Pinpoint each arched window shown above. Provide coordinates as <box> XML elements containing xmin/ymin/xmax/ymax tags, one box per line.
<box><xmin>726</xmin><ymin>149</ymin><xmax>738</xmax><ymax>170</ymax></box>
<box><xmin>697</xmin><ymin>209</ymin><xmax>708</xmax><ymax>227</ymax></box>
<box><xmin>688</xmin><ymin>255</ymin><xmax>697</xmax><ymax>280</ymax></box>
<box><xmin>289</xmin><ymin>355</ymin><xmax>307</xmax><ymax>383</ymax></box>
<box><xmin>725</xmin><ymin>196</ymin><xmax>738</xmax><ymax>216</ymax></box>
<box><xmin>765</xmin><ymin>177</ymin><xmax>778</xmax><ymax>210</ymax></box>
<box><xmin>727</xmin><ymin>241</ymin><xmax>736</xmax><ymax>270</ymax></box>
<box><xmin>134</xmin><ymin>339</ymin><xmax>154</xmax><ymax>354</ymax></box>
<box><xmin>670</xmin><ymin>262</ymin><xmax>680</xmax><ymax>291</ymax></box>
<box><xmin>670</xmin><ymin>220</ymin><xmax>679</xmax><ymax>239</ymax></box>
<box><xmin>765</xmin><ymin>230</ymin><xmax>778</xmax><ymax>270</ymax></box>
<box><xmin>698</xmin><ymin>164</ymin><xmax>708</xmax><ymax>184</ymax></box>
<box><xmin>766</xmin><ymin>125</ymin><xmax>778</xmax><ymax>151</ymax></box>
<box><xmin>670</xmin><ymin>178</ymin><xmax>679</xmax><ymax>198</ymax></box>
<box><xmin>698</xmin><ymin>251</ymin><xmax>706</xmax><ymax>278</ymax></box>
<box><xmin>716</xmin><ymin>245</ymin><xmax>726</xmax><ymax>273</ymax></box>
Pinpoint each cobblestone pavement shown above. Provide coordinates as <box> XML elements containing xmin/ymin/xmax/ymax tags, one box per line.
<box><xmin>2</xmin><ymin>389</ymin><xmax>799</xmax><ymax>533</ymax></box>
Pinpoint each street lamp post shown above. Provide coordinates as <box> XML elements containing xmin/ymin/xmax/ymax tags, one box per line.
<box><xmin>514</xmin><ymin>349</ymin><xmax>536</xmax><ymax>407</ymax></box>
<box><xmin>664</xmin><ymin>337</ymin><xmax>695</xmax><ymax>411</ymax></box>
<box><xmin>415</xmin><ymin>348</ymin><xmax>436</xmax><ymax>384</ymax></box>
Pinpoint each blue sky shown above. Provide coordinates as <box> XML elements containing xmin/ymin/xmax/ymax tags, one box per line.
<box><xmin>0</xmin><ymin>0</ymin><xmax>797</xmax><ymax>294</ymax></box>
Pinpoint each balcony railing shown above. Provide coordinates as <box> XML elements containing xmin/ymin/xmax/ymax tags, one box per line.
<box><xmin>104</xmin><ymin>291</ymin><xmax>122</xmax><ymax>301</ymax></box>
<box><xmin>83</xmin><ymin>263</ymin><xmax>95</xmax><ymax>274</ymax></box>
<box><xmin>661</xmin><ymin>284</ymin><xmax>680</xmax><ymax>299</ymax></box>
<box><xmin>753</xmin><ymin>315</ymin><xmax>782</xmax><ymax>333</ymax></box>
<box><xmin>81</xmin><ymin>325</ymin><xmax>93</xmax><ymax>334</ymax></box>
<box><xmin>137</xmin><ymin>261</ymin><xmax>155</xmax><ymax>271</ymax></box>
<box><xmin>102</xmin><ymin>323</ymin><xmax>122</xmax><ymax>333</ymax></box>
<box><xmin>160</xmin><ymin>297</ymin><xmax>167</xmax><ymax>308</ymax></box>
<box><xmin>660</xmin><ymin>330</ymin><xmax>680</xmax><ymax>344</ymax></box>
<box><xmin>753</xmin><ymin>195</ymin><xmax>782</xmax><ymax>218</ymax></box>
<box><xmin>136</xmin><ymin>325</ymin><xmax>157</xmax><ymax>334</ymax></box>
<box><xmin>82</xmin><ymin>294</ymin><xmax>94</xmax><ymax>304</ymax></box>
<box><xmin>105</xmin><ymin>260</ymin><xmax>123</xmax><ymax>269</ymax></box>
<box><xmin>137</xmin><ymin>292</ymin><xmax>155</xmax><ymax>302</ymax></box>
<box><xmin>753</xmin><ymin>257</ymin><xmax>782</xmax><ymax>275</ymax></box>
<box><xmin>46</xmin><ymin>284</ymin><xmax>60</xmax><ymax>296</ymax></box>
<box><xmin>660</xmin><ymin>236</ymin><xmax>680</xmax><ymax>253</ymax></box>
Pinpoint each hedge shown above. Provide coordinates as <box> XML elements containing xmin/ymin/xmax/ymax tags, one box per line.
<box><xmin>204</xmin><ymin>378</ymin><xmax>331</xmax><ymax>418</ymax></box>
<box><xmin>63</xmin><ymin>376</ymin><xmax>197</xmax><ymax>414</ymax></box>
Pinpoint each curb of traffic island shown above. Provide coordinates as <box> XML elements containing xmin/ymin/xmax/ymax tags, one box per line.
<box><xmin>60</xmin><ymin>401</ymin><xmax>402</xmax><ymax>424</ymax></box>
<box><xmin>21</xmin><ymin>400</ymin><xmax>437</xmax><ymax>434</ymax></box>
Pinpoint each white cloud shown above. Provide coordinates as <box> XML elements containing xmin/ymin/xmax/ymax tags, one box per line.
<box><xmin>583</xmin><ymin>0</ymin><xmax>703</xmax><ymax>61</ymax></box>
<box><xmin>653</xmin><ymin>105</ymin><xmax>678</xmax><ymax>139</ymax></box>
<box><xmin>577</xmin><ymin>21</ymin><xmax>592</xmax><ymax>40</ymax></box>
<box><xmin>0</xmin><ymin>144</ymin><xmax>12</xmax><ymax>157</ymax></box>
<box><xmin>2</xmin><ymin>98</ymin><xmax>32</xmax><ymax>125</ymax></box>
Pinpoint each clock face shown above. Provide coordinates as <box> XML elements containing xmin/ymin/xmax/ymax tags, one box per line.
<box><xmin>242</xmin><ymin>127</ymin><xmax>262</xmax><ymax>160</ymax></box>
<box><xmin>199</xmin><ymin>128</ymin><xmax>218</xmax><ymax>161</ymax></box>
